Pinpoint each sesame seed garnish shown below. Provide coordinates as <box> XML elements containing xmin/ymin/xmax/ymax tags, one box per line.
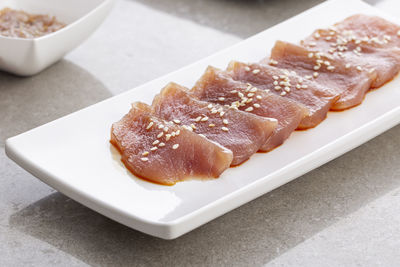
<box><xmin>218</xmin><ymin>97</ymin><xmax>225</xmax><ymax>101</ymax></box>
<box><xmin>256</xmin><ymin>95</ymin><xmax>262</xmax><ymax>100</ymax></box>
<box><xmin>309</xmin><ymin>42</ymin><xmax>316</xmax><ymax>47</ymax></box>
<box><xmin>175</xmin><ymin>130</ymin><xmax>180</xmax><ymax>136</ymax></box>
<box><xmin>209</xmin><ymin>123</ymin><xmax>215</xmax><ymax>127</ymax></box>
<box><xmin>190</xmin><ymin>124</ymin><xmax>197</xmax><ymax>130</ymax></box>
<box><xmin>244</xmin><ymin>66</ymin><xmax>251</xmax><ymax>71</ymax></box>
<box><xmin>221</xmin><ymin>127</ymin><xmax>229</xmax><ymax>132</ymax></box>
<box><xmin>146</xmin><ymin>121</ymin><xmax>154</xmax><ymax>130</ymax></box>
<box><xmin>247</xmin><ymin>93</ymin><xmax>254</xmax><ymax>97</ymax></box>
<box><xmin>284</xmin><ymin>87</ymin><xmax>291</xmax><ymax>92</ymax></box>
<box><xmin>356</xmin><ymin>66</ymin><xmax>362</xmax><ymax>71</ymax></box>
<box><xmin>171</xmin><ymin>131</ymin><xmax>176</xmax><ymax>137</ymax></box>
<box><xmin>173</xmin><ymin>119</ymin><xmax>181</xmax><ymax>124</ymax></box>
<box><xmin>274</xmin><ymin>86</ymin><xmax>281</xmax><ymax>90</ymax></box>
<box><xmin>230</xmin><ymin>90</ymin><xmax>237</xmax><ymax>94</ymax></box>
<box><xmin>223</xmin><ymin>119</ymin><xmax>229</xmax><ymax>125</ymax></box>
<box><xmin>245</xmin><ymin>107</ymin><xmax>254</xmax><ymax>112</ymax></box>
<box><xmin>253</xmin><ymin>103</ymin><xmax>260</xmax><ymax>108</ymax></box>
<box><xmin>211</xmin><ymin>109</ymin><xmax>218</xmax><ymax>114</ymax></box>
<box><xmin>163</xmin><ymin>126</ymin><xmax>169</xmax><ymax>132</ymax></box>
<box><xmin>195</xmin><ymin>116</ymin><xmax>202</xmax><ymax>122</ymax></box>
<box><xmin>152</xmin><ymin>140</ymin><xmax>160</xmax><ymax>145</ymax></box>
<box><xmin>158</xmin><ymin>124</ymin><xmax>164</xmax><ymax>129</ymax></box>
<box><xmin>207</xmin><ymin>104</ymin><xmax>213</xmax><ymax>109</ymax></box>
<box><xmin>369</xmin><ymin>68</ymin><xmax>376</xmax><ymax>74</ymax></box>
<box><xmin>250</xmin><ymin>87</ymin><xmax>257</xmax><ymax>93</ymax></box>
<box><xmin>280</xmin><ymin>91</ymin><xmax>287</xmax><ymax>96</ymax></box>
<box><xmin>305</xmin><ymin>75</ymin><xmax>312</xmax><ymax>80</ymax></box>
<box><xmin>273</xmin><ymin>75</ymin><xmax>279</xmax><ymax>80</ymax></box>
<box><xmin>252</xmin><ymin>69</ymin><xmax>260</xmax><ymax>74</ymax></box>
<box><xmin>150</xmin><ymin>147</ymin><xmax>158</xmax><ymax>151</ymax></box>
<box><xmin>314</xmin><ymin>32</ymin><xmax>320</xmax><ymax>38</ymax></box>
<box><xmin>157</xmin><ymin>132</ymin><xmax>164</xmax><ymax>138</ymax></box>
<box><xmin>324</xmin><ymin>61</ymin><xmax>330</xmax><ymax>66</ymax></box>
<box><xmin>296</xmin><ymin>84</ymin><xmax>301</xmax><ymax>89</ymax></box>
<box><xmin>172</xmin><ymin>144</ymin><xmax>179</xmax><ymax>150</ymax></box>
<box><xmin>141</xmin><ymin>157</ymin><xmax>149</xmax><ymax>162</ymax></box>
<box><xmin>201</xmin><ymin>116</ymin><xmax>209</xmax><ymax>122</ymax></box>
<box><xmin>159</xmin><ymin>142</ymin><xmax>165</xmax><ymax>147</ymax></box>
<box><xmin>142</xmin><ymin>151</ymin><xmax>149</xmax><ymax>156</ymax></box>
<box><xmin>301</xmin><ymin>84</ymin><xmax>308</xmax><ymax>89</ymax></box>
<box><xmin>397</xmin><ymin>30</ymin><xmax>400</xmax><ymax>36</ymax></box>
<box><xmin>269</xmin><ymin>59</ymin><xmax>278</xmax><ymax>65</ymax></box>
<box><xmin>327</xmin><ymin>66</ymin><xmax>335</xmax><ymax>71</ymax></box>
<box><xmin>345</xmin><ymin>63</ymin><xmax>351</xmax><ymax>69</ymax></box>
<box><xmin>313</xmin><ymin>65</ymin><xmax>320</xmax><ymax>71</ymax></box>
<box><xmin>219</xmin><ymin>111</ymin><xmax>225</xmax><ymax>117</ymax></box>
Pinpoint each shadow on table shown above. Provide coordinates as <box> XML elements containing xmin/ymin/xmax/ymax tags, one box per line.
<box><xmin>0</xmin><ymin>60</ymin><xmax>112</xmax><ymax>146</ymax></box>
<box><xmin>8</xmin><ymin>125</ymin><xmax>400</xmax><ymax>266</ymax></box>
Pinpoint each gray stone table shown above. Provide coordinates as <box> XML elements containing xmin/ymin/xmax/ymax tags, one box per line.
<box><xmin>1</xmin><ymin>0</ymin><xmax>399</xmax><ymax>266</ymax></box>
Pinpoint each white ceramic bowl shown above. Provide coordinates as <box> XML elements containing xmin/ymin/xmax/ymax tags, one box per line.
<box><xmin>0</xmin><ymin>0</ymin><xmax>115</xmax><ymax>76</ymax></box>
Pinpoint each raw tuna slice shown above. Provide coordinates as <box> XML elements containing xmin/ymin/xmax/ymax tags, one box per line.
<box><xmin>302</xmin><ymin>14</ymin><xmax>400</xmax><ymax>88</ymax></box>
<box><xmin>268</xmin><ymin>41</ymin><xmax>373</xmax><ymax>110</ymax></box>
<box><xmin>227</xmin><ymin>61</ymin><xmax>340</xmax><ymax>129</ymax></box>
<box><xmin>191</xmin><ymin>66</ymin><xmax>307</xmax><ymax>152</ymax></box>
<box><xmin>152</xmin><ymin>82</ymin><xmax>277</xmax><ymax>165</ymax></box>
<box><xmin>110</xmin><ymin>102</ymin><xmax>233</xmax><ymax>185</ymax></box>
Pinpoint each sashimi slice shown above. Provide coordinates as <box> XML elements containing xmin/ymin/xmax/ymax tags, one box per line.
<box><xmin>227</xmin><ymin>61</ymin><xmax>340</xmax><ymax>129</ymax></box>
<box><xmin>152</xmin><ymin>82</ymin><xmax>277</xmax><ymax>165</ymax></box>
<box><xmin>191</xmin><ymin>66</ymin><xmax>307</xmax><ymax>152</ymax></box>
<box><xmin>302</xmin><ymin>14</ymin><xmax>400</xmax><ymax>88</ymax></box>
<box><xmin>110</xmin><ymin>102</ymin><xmax>233</xmax><ymax>185</ymax></box>
<box><xmin>268</xmin><ymin>41</ymin><xmax>373</xmax><ymax>110</ymax></box>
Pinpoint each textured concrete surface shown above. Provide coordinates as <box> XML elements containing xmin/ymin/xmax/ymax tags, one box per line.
<box><xmin>1</xmin><ymin>0</ymin><xmax>400</xmax><ymax>266</ymax></box>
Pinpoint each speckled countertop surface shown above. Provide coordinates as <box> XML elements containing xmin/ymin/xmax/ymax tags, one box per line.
<box><xmin>1</xmin><ymin>0</ymin><xmax>399</xmax><ymax>266</ymax></box>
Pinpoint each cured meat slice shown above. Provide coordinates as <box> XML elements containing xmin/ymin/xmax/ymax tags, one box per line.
<box><xmin>227</xmin><ymin>61</ymin><xmax>340</xmax><ymax>129</ymax></box>
<box><xmin>152</xmin><ymin>82</ymin><xmax>277</xmax><ymax>165</ymax></box>
<box><xmin>302</xmin><ymin>14</ymin><xmax>400</xmax><ymax>88</ymax></box>
<box><xmin>110</xmin><ymin>102</ymin><xmax>233</xmax><ymax>185</ymax></box>
<box><xmin>268</xmin><ymin>41</ymin><xmax>373</xmax><ymax>110</ymax></box>
<box><xmin>191</xmin><ymin>66</ymin><xmax>307</xmax><ymax>152</ymax></box>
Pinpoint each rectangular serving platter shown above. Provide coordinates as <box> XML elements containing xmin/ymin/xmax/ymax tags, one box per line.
<box><xmin>5</xmin><ymin>0</ymin><xmax>400</xmax><ymax>239</ymax></box>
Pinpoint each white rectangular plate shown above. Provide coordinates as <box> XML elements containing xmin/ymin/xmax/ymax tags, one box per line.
<box><xmin>5</xmin><ymin>0</ymin><xmax>400</xmax><ymax>239</ymax></box>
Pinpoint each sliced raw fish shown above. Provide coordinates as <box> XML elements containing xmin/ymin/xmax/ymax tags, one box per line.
<box><xmin>227</xmin><ymin>61</ymin><xmax>340</xmax><ymax>129</ymax></box>
<box><xmin>191</xmin><ymin>66</ymin><xmax>307</xmax><ymax>151</ymax></box>
<box><xmin>302</xmin><ymin>14</ymin><xmax>400</xmax><ymax>88</ymax></box>
<box><xmin>152</xmin><ymin>82</ymin><xmax>277</xmax><ymax>165</ymax></box>
<box><xmin>268</xmin><ymin>41</ymin><xmax>373</xmax><ymax>110</ymax></box>
<box><xmin>110</xmin><ymin>102</ymin><xmax>233</xmax><ymax>185</ymax></box>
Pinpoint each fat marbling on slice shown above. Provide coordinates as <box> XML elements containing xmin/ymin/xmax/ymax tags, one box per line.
<box><xmin>227</xmin><ymin>61</ymin><xmax>340</xmax><ymax>129</ymax></box>
<box><xmin>302</xmin><ymin>14</ymin><xmax>400</xmax><ymax>88</ymax></box>
<box><xmin>110</xmin><ymin>102</ymin><xmax>233</xmax><ymax>185</ymax></box>
<box><xmin>268</xmin><ymin>41</ymin><xmax>373</xmax><ymax>111</ymax></box>
<box><xmin>152</xmin><ymin>82</ymin><xmax>277</xmax><ymax>165</ymax></box>
<box><xmin>191</xmin><ymin>66</ymin><xmax>307</xmax><ymax>152</ymax></box>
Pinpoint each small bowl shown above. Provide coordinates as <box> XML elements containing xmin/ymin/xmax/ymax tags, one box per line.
<box><xmin>0</xmin><ymin>0</ymin><xmax>115</xmax><ymax>76</ymax></box>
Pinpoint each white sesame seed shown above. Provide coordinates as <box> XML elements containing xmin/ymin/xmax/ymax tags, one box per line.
<box><xmin>244</xmin><ymin>66</ymin><xmax>251</xmax><ymax>71</ymax></box>
<box><xmin>308</xmin><ymin>42</ymin><xmax>316</xmax><ymax>47</ymax></box>
<box><xmin>345</xmin><ymin>63</ymin><xmax>351</xmax><ymax>69</ymax></box>
<box><xmin>274</xmin><ymin>86</ymin><xmax>281</xmax><ymax>90</ymax></box>
<box><xmin>218</xmin><ymin>97</ymin><xmax>225</xmax><ymax>101</ymax></box>
<box><xmin>356</xmin><ymin>66</ymin><xmax>363</xmax><ymax>71</ymax></box>
<box><xmin>238</xmin><ymin>92</ymin><xmax>244</xmax><ymax>98</ymax></box>
<box><xmin>250</xmin><ymin>87</ymin><xmax>257</xmax><ymax>93</ymax></box>
<box><xmin>324</xmin><ymin>61</ymin><xmax>330</xmax><ymax>66</ymax></box>
<box><xmin>201</xmin><ymin>116</ymin><xmax>209</xmax><ymax>122</ymax></box>
<box><xmin>253</xmin><ymin>103</ymin><xmax>260</xmax><ymax>108</ymax></box>
<box><xmin>209</xmin><ymin>123</ymin><xmax>215</xmax><ymax>127</ymax></box>
<box><xmin>284</xmin><ymin>87</ymin><xmax>291</xmax><ymax>92</ymax></box>
<box><xmin>369</xmin><ymin>68</ymin><xmax>376</xmax><ymax>74</ymax></box>
<box><xmin>269</xmin><ymin>59</ymin><xmax>278</xmax><ymax>65</ymax></box>
<box><xmin>327</xmin><ymin>66</ymin><xmax>335</xmax><ymax>71</ymax></box>
<box><xmin>230</xmin><ymin>90</ymin><xmax>237</xmax><ymax>94</ymax></box>
<box><xmin>165</xmin><ymin>134</ymin><xmax>171</xmax><ymax>141</ymax></box>
<box><xmin>219</xmin><ymin>111</ymin><xmax>225</xmax><ymax>117</ymax></box>
<box><xmin>195</xmin><ymin>116</ymin><xmax>202</xmax><ymax>122</ymax></box>
<box><xmin>314</xmin><ymin>32</ymin><xmax>320</xmax><ymax>38</ymax></box>
<box><xmin>175</xmin><ymin>130</ymin><xmax>180</xmax><ymax>136</ymax></box>
<box><xmin>157</xmin><ymin>132</ymin><xmax>164</xmax><ymax>138</ymax></box>
<box><xmin>296</xmin><ymin>84</ymin><xmax>301</xmax><ymax>89</ymax></box>
<box><xmin>172</xmin><ymin>144</ymin><xmax>179</xmax><ymax>150</ymax></box>
<box><xmin>163</xmin><ymin>126</ymin><xmax>169</xmax><ymax>132</ymax></box>
<box><xmin>207</xmin><ymin>104</ymin><xmax>213</xmax><ymax>109</ymax></box>
<box><xmin>273</xmin><ymin>75</ymin><xmax>279</xmax><ymax>80</ymax></box>
<box><xmin>142</xmin><ymin>151</ymin><xmax>149</xmax><ymax>156</ymax></box>
<box><xmin>140</xmin><ymin>157</ymin><xmax>149</xmax><ymax>162</ymax></box>
<box><xmin>302</xmin><ymin>84</ymin><xmax>308</xmax><ymax>89</ymax></box>
<box><xmin>256</xmin><ymin>95</ymin><xmax>262</xmax><ymax>100</ymax></box>
<box><xmin>223</xmin><ymin>119</ymin><xmax>229</xmax><ymax>125</ymax></box>
<box><xmin>247</xmin><ymin>93</ymin><xmax>254</xmax><ymax>97</ymax></box>
<box><xmin>190</xmin><ymin>124</ymin><xmax>196</xmax><ymax>130</ymax></box>
<box><xmin>246</xmin><ymin>98</ymin><xmax>253</xmax><ymax>103</ymax></box>
<box><xmin>211</xmin><ymin>109</ymin><xmax>218</xmax><ymax>114</ymax></box>
<box><xmin>146</xmin><ymin>121</ymin><xmax>154</xmax><ymax>130</ymax></box>
<box><xmin>150</xmin><ymin>147</ymin><xmax>158</xmax><ymax>151</ymax></box>
<box><xmin>313</xmin><ymin>65</ymin><xmax>320</xmax><ymax>70</ymax></box>
<box><xmin>325</xmin><ymin>36</ymin><xmax>332</xmax><ymax>41</ymax></box>
<box><xmin>252</xmin><ymin>69</ymin><xmax>260</xmax><ymax>74</ymax></box>
<box><xmin>305</xmin><ymin>75</ymin><xmax>312</xmax><ymax>80</ymax></box>
<box><xmin>313</xmin><ymin>72</ymin><xmax>319</xmax><ymax>78</ymax></box>
<box><xmin>173</xmin><ymin>119</ymin><xmax>181</xmax><ymax>124</ymax></box>
<box><xmin>153</xmin><ymin>140</ymin><xmax>160</xmax><ymax>145</ymax></box>
<box><xmin>171</xmin><ymin>131</ymin><xmax>176</xmax><ymax>137</ymax></box>
<box><xmin>221</xmin><ymin>127</ymin><xmax>229</xmax><ymax>132</ymax></box>
<box><xmin>245</xmin><ymin>107</ymin><xmax>254</xmax><ymax>112</ymax></box>
<box><xmin>280</xmin><ymin>91</ymin><xmax>287</xmax><ymax>96</ymax></box>
<box><xmin>397</xmin><ymin>30</ymin><xmax>400</xmax><ymax>36</ymax></box>
<box><xmin>273</xmin><ymin>81</ymin><xmax>278</xmax><ymax>85</ymax></box>
<box><xmin>158</xmin><ymin>142</ymin><xmax>165</xmax><ymax>147</ymax></box>
<box><xmin>158</xmin><ymin>124</ymin><xmax>164</xmax><ymax>129</ymax></box>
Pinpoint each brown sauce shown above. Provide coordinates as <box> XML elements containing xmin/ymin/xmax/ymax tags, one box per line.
<box><xmin>0</xmin><ymin>8</ymin><xmax>65</xmax><ymax>38</ymax></box>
